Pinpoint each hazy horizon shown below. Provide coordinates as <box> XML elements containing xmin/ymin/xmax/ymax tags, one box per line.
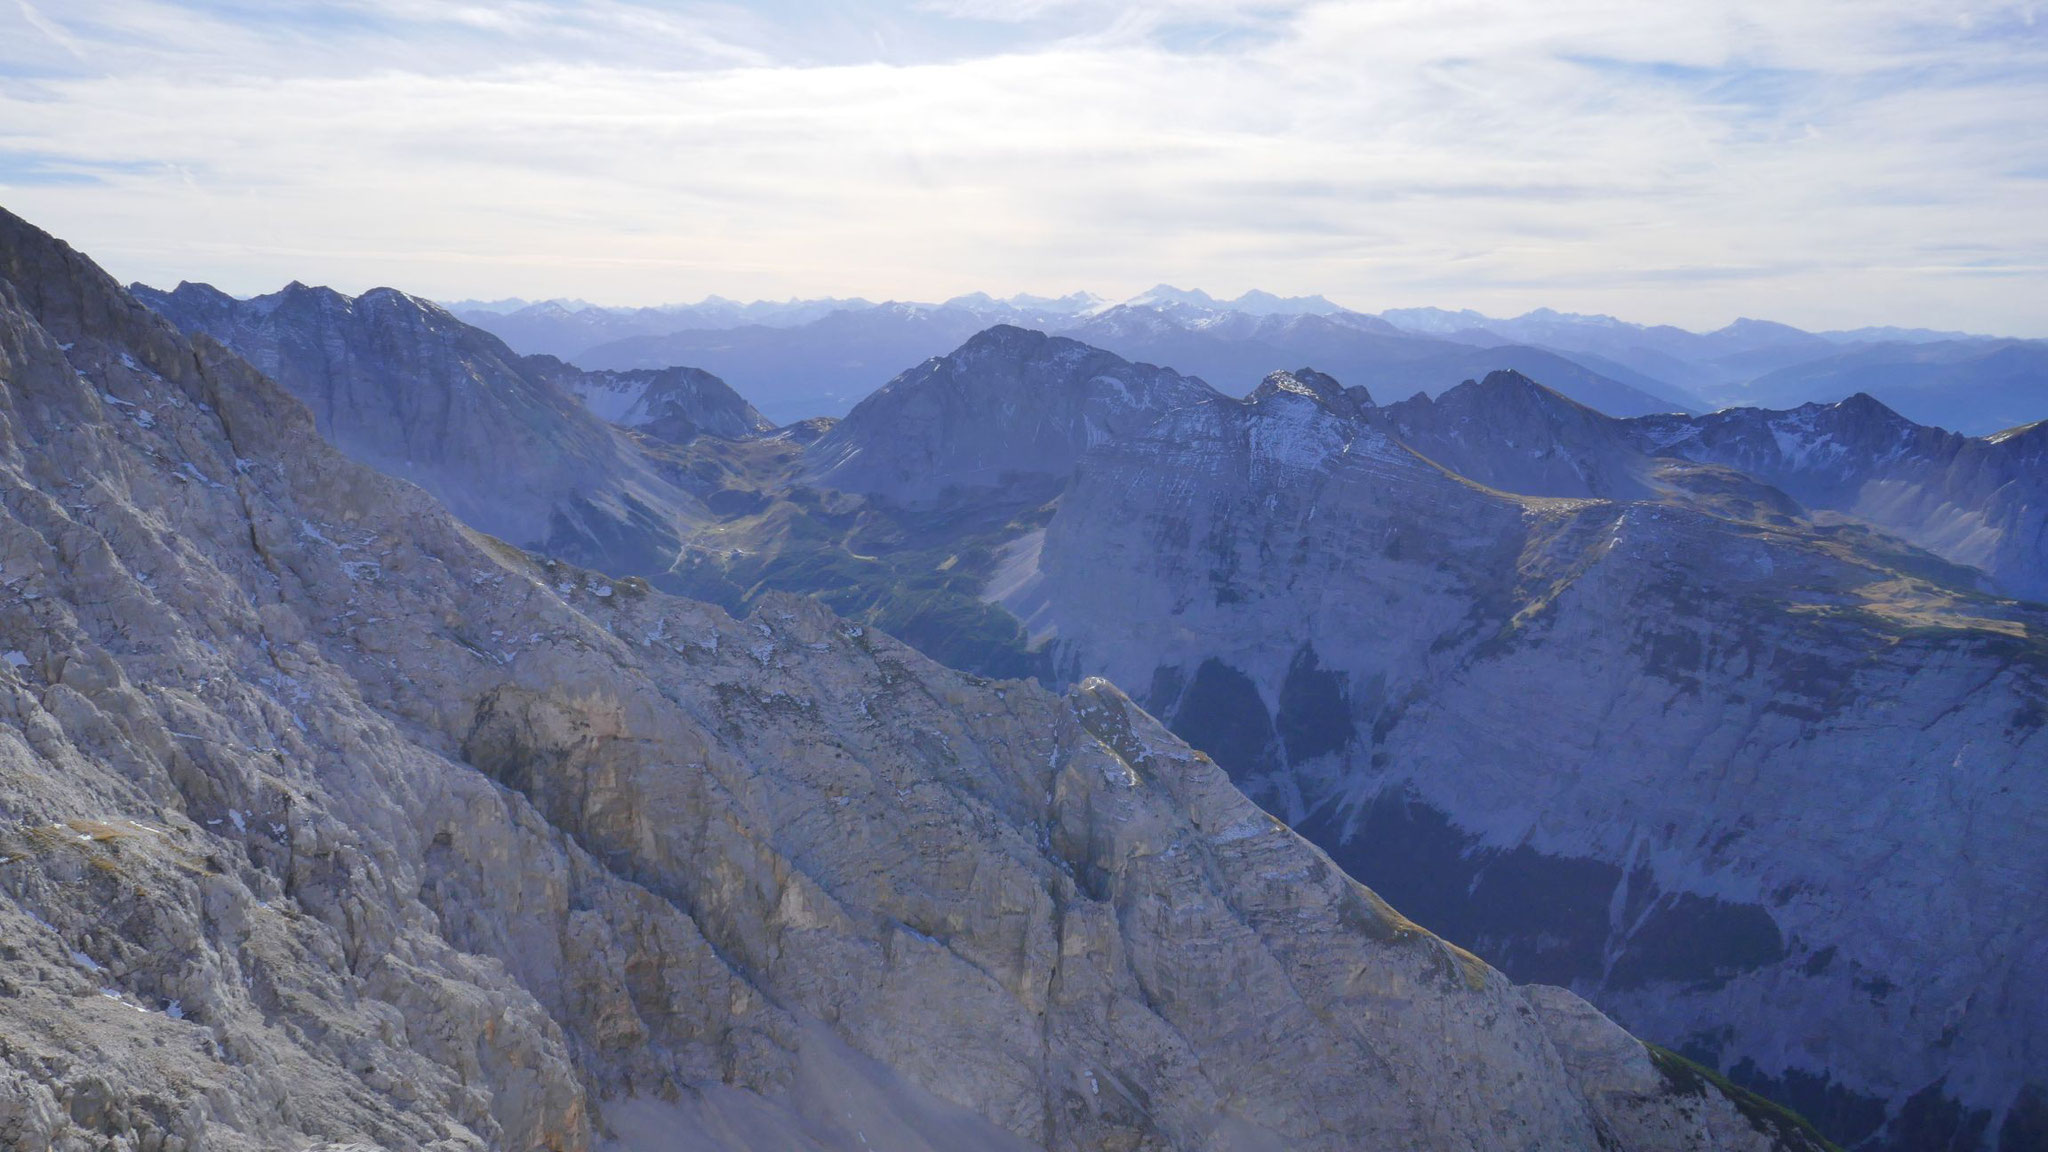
<box><xmin>144</xmin><ymin>280</ymin><xmax>2030</xmax><ymax>341</ymax></box>
<box><xmin>4</xmin><ymin>1</ymin><xmax>2045</xmax><ymax>336</ymax></box>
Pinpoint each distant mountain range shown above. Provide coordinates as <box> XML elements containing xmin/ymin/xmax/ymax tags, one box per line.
<box><xmin>443</xmin><ymin>289</ymin><xmax>2044</xmax><ymax>435</ymax></box>
<box><xmin>567</xmin><ymin>303</ymin><xmax>998</xmax><ymax>422</ymax></box>
<box><xmin>1376</xmin><ymin>307</ymin><xmax>2048</xmax><ymax>434</ymax></box>
<box><xmin>497</xmin><ymin>293</ymin><xmax>1695</xmax><ymax>424</ymax></box>
<box><xmin>1058</xmin><ymin>306</ymin><xmax>1698</xmax><ymax>419</ymax></box>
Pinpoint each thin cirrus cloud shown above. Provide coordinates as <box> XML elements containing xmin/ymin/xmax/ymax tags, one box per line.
<box><xmin>0</xmin><ymin>0</ymin><xmax>2042</xmax><ymax>334</ymax></box>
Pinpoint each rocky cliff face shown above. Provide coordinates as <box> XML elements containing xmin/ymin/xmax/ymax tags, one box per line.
<box><xmin>1368</xmin><ymin>371</ymin><xmax>1658</xmax><ymax>501</ymax></box>
<box><xmin>1638</xmin><ymin>396</ymin><xmax>2048</xmax><ymax>602</ymax></box>
<box><xmin>983</xmin><ymin>368</ymin><xmax>2046</xmax><ymax>1151</ymax></box>
<box><xmin>0</xmin><ymin>212</ymin><xmax>1822</xmax><ymax>1150</ymax></box>
<box><xmin>129</xmin><ymin>281</ymin><xmax>725</xmax><ymax>579</ymax></box>
<box><xmin>1367</xmin><ymin>375</ymin><xmax>2047</xmax><ymax>605</ymax></box>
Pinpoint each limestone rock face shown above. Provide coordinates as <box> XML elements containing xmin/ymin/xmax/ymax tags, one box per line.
<box><xmin>1639</xmin><ymin>395</ymin><xmax>2048</xmax><ymax>601</ymax></box>
<box><xmin>1369</xmin><ymin>371</ymin><xmax>1658</xmax><ymax>500</ymax></box>
<box><xmin>989</xmin><ymin>368</ymin><xmax>2046</xmax><ymax>1150</ymax></box>
<box><xmin>0</xmin><ymin>211</ymin><xmax>1812</xmax><ymax>1150</ymax></box>
<box><xmin>129</xmin><ymin>280</ymin><xmax>725</xmax><ymax>577</ymax></box>
<box><xmin>1377</xmin><ymin>374</ymin><xmax>2047</xmax><ymax>602</ymax></box>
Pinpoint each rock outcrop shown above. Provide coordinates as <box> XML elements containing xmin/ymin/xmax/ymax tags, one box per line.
<box><xmin>1639</xmin><ymin>395</ymin><xmax>2048</xmax><ymax>602</ymax></box>
<box><xmin>129</xmin><ymin>280</ymin><xmax>732</xmax><ymax>578</ymax></box>
<box><xmin>556</xmin><ymin>365</ymin><xmax>773</xmax><ymax>446</ymax></box>
<box><xmin>1366</xmin><ymin>376</ymin><xmax>2048</xmax><ymax>604</ymax></box>
<box><xmin>1</xmin><ymin>212</ymin><xmax>1820</xmax><ymax>1150</ymax></box>
<box><xmin>1368</xmin><ymin>371</ymin><xmax>1658</xmax><ymax>500</ymax></box>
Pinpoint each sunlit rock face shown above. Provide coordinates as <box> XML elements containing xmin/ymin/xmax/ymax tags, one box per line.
<box><xmin>0</xmin><ymin>210</ymin><xmax>1820</xmax><ymax>1151</ymax></box>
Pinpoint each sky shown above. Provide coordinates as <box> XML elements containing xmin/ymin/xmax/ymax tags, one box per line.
<box><xmin>0</xmin><ymin>0</ymin><xmax>2044</xmax><ymax>334</ymax></box>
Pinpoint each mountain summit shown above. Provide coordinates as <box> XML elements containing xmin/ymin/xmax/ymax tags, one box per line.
<box><xmin>804</xmin><ymin>324</ymin><xmax>1219</xmax><ymax>503</ymax></box>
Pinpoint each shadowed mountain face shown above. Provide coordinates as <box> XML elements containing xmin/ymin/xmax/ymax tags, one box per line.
<box><xmin>0</xmin><ymin>207</ymin><xmax>1829</xmax><ymax>1152</ymax></box>
<box><xmin>1638</xmin><ymin>396</ymin><xmax>2048</xmax><ymax>603</ymax></box>
<box><xmin>1367</xmin><ymin>371</ymin><xmax>1662</xmax><ymax>501</ymax></box>
<box><xmin>1377</xmin><ymin>378</ymin><xmax>2048</xmax><ymax>604</ymax></box>
<box><xmin>131</xmin><ymin>280</ymin><xmax>771</xmax><ymax>579</ymax></box>
<box><xmin>804</xmin><ymin>325</ymin><xmax>1222</xmax><ymax>504</ymax></box>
